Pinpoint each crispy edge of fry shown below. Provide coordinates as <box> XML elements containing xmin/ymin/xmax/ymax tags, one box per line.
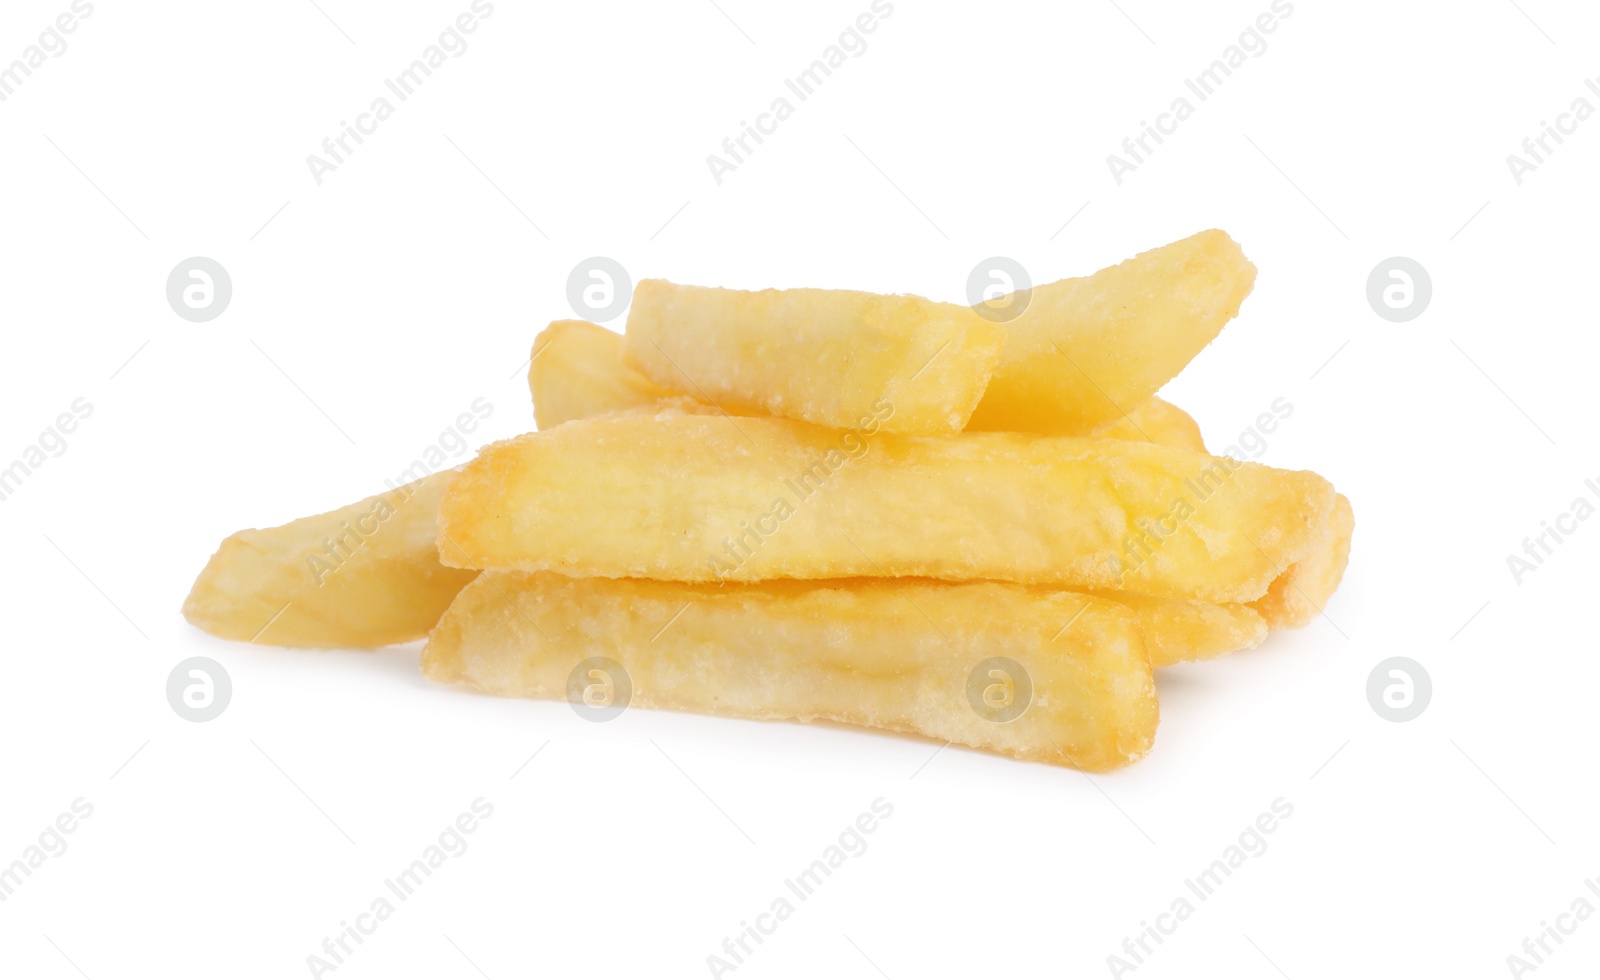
<box><xmin>1092</xmin><ymin>590</ymin><xmax>1268</xmax><ymax>667</ymax></box>
<box><xmin>1090</xmin><ymin>396</ymin><xmax>1207</xmax><ymax>453</ymax></box>
<box><xmin>436</xmin><ymin>414</ymin><xmax>1337</xmax><ymax>604</ymax></box>
<box><xmin>182</xmin><ymin>470</ymin><xmax>477</xmax><ymax>648</ymax></box>
<box><xmin>1249</xmin><ymin>493</ymin><xmax>1354</xmax><ymax>629</ymax></box>
<box><xmin>423</xmin><ymin>572</ymin><xmax>1157</xmax><ymax>771</ymax></box>
<box><xmin>623</xmin><ymin>279</ymin><xmax>1007</xmax><ymax>436</ymax></box>
<box><xmin>967</xmin><ymin>229</ymin><xmax>1257</xmax><ymax>433</ymax></box>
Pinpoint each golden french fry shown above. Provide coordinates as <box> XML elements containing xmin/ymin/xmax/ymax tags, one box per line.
<box><xmin>1250</xmin><ymin>493</ymin><xmax>1354</xmax><ymax>629</ymax></box>
<box><xmin>967</xmin><ymin>230</ymin><xmax>1256</xmax><ymax>434</ymax></box>
<box><xmin>438</xmin><ymin>414</ymin><xmax>1336</xmax><ymax>603</ymax></box>
<box><xmin>623</xmin><ymin>279</ymin><xmax>1006</xmax><ymax>436</ymax></box>
<box><xmin>1093</xmin><ymin>591</ymin><xmax>1267</xmax><ymax>667</ymax></box>
<box><xmin>424</xmin><ymin>572</ymin><xmax>1157</xmax><ymax>771</ymax></box>
<box><xmin>530</xmin><ymin>320</ymin><xmax>675</xmax><ymax>429</ymax></box>
<box><xmin>531</xmin><ymin>318</ymin><xmax>1210</xmax><ymax>451</ymax></box>
<box><xmin>183</xmin><ymin>471</ymin><xmax>477</xmax><ymax>648</ymax></box>
<box><xmin>1091</xmin><ymin>396</ymin><xmax>1207</xmax><ymax>453</ymax></box>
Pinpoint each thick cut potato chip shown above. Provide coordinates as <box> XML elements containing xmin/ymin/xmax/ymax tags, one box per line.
<box><xmin>1094</xmin><ymin>591</ymin><xmax>1267</xmax><ymax>667</ymax></box>
<box><xmin>967</xmin><ymin>230</ymin><xmax>1256</xmax><ymax>434</ymax></box>
<box><xmin>623</xmin><ymin>279</ymin><xmax>1006</xmax><ymax>435</ymax></box>
<box><xmin>424</xmin><ymin>572</ymin><xmax>1157</xmax><ymax>771</ymax></box>
<box><xmin>183</xmin><ymin>471</ymin><xmax>477</xmax><ymax>648</ymax></box>
<box><xmin>1250</xmin><ymin>493</ymin><xmax>1354</xmax><ymax>629</ymax></box>
<box><xmin>438</xmin><ymin>414</ymin><xmax>1336</xmax><ymax>603</ymax></box>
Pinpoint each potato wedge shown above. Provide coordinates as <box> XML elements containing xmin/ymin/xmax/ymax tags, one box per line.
<box><xmin>1249</xmin><ymin>492</ymin><xmax>1354</xmax><ymax>629</ymax></box>
<box><xmin>967</xmin><ymin>230</ymin><xmax>1256</xmax><ymax>434</ymax></box>
<box><xmin>1093</xmin><ymin>591</ymin><xmax>1267</xmax><ymax>667</ymax></box>
<box><xmin>438</xmin><ymin>414</ymin><xmax>1336</xmax><ymax>603</ymax></box>
<box><xmin>424</xmin><ymin>572</ymin><xmax>1157</xmax><ymax>771</ymax></box>
<box><xmin>623</xmin><ymin>279</ymin><xmax>1006</xmax><ymax>435</ymax></box>
<box><xmin>183</xmin><ymin>470</ymin><xmax>477</xmax><ymax>648</ymax></box>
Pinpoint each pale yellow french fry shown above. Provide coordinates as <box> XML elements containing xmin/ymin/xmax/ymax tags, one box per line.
<box><xmin>437</xmin><ymin>414</ymin><xmax>1337</xmax><ymax>604</ymax></box>
<box><xmin>623</xmin><ymin>279</ymin><xmax>1006</xmax><ymax>436</ymax></box>
<box><xmin>1091</xmin><ymin>396</ymin><xmax>1207</xmax><ymax>454</ymax></box>
<box><xmin>531</xmin><ymin>319</ymin><xmax>1210</xmax><ymax>452</ymax></box>
<box><xmin>966</xmin><ymin>230</ymin><xmax>1256</xmax><ymax>434</ymax></box>
<box><xmin>424</xmin><ymin>572</ymin><xmax>1157</xmax><ymax>771</ymax></box>
<box><xmin>183</xmin><ymin>471</ymin><xmax>477</xmax><ymax>648</ymax></box>
<box><xmin>1093</xmin><ymin>591</ymin><xmax>1267</xmax><ymax>667</ymax></box>
<box><xmin>530</xmin><ymin>320</ymin><xmax>675</xmax><ymax>429</ymax></box>
<box><xmin>1249</xmin><ymin>493</ymin><xmax>1354</xmax><ymax>629</ymax></box>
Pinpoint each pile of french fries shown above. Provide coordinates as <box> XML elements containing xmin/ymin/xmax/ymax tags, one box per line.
<box><xmin>183</xmin><ymin>230</ymin><xmax>1351</xmax><ymax>771</ymax></box>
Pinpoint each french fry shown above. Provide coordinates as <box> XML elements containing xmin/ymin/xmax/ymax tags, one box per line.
<box><xmin>437</xmin><ymin>414</ymin><xmax>1336</xmax><ymax>603</ymax></box>
<box><xmin>423</xmin><ymin>572</ymin><xmax>1157</xmax><ymax>771</ymax></box>
<box><xmin>1091</xmin><ymin>396</ymin><xmax>1207</xmax><ymax>454</ymax></box>
<box><xmin>1249</xmin><ymin>493</ymin><xmax>1354</xmax><ymax>629</ymax></box>
<box><xmin>535</xmin><ymin>318</ymin><xmax>1210</xmax><ymax>451</ymax></box>
<box><xmin>1093</xmin><ymin>591</ymin><xmax>1267</xmax><ymax>667</ymax></box>
<box><xmin>183</xmin><ymin>470</ymin><xmax>477</xmax><ymax>648</ymax></box>
<box><xmin>530</xmin><ymin>319</ymin><xmax>676</xmax><ymax>429</ymax></box>
<box><xmin>966</xmin><ymin>230</ymin><xmax>1256</xmax><ymax>434</ymax></box>
<box><xmin>623</xmin><ymin>279</ymin><xmax>1006</xmax><ymax>436</ymax></box>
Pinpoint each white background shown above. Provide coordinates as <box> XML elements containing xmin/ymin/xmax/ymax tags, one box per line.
<box><xmin>1</xmin><ymin>0</ymin><xmax>1596</xmax><ymax>977</ymax></box>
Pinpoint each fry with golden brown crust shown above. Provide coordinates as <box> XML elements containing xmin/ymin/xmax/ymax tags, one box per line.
<box><xmin>424</xmin><ymin>572</ymin><xmax>1157</xmax><ymax>771</ymax></box>
<box><xmin>966</xmin><ymin>230</ymin><xmax>1256</xmax><ymax>434</ymax></box>
<box><xmin>624</xmin><ymin>280</ymin><xmax>1006</xmax><ymax>435</ymax></box>
<box><xmin>1091</xmin><ymin>396</ymin><xmax>1207</xmax><ymax>453</ymax></box>
<box><xmin>1250</xmin><ymin>493</ymin><xmax>1354</xmax><ymax>629</ymax></box>
<box><xmin>437</xmin><ymin>414</ymin><xmax>1336</xmax><ymax>603</ymax></box>
<box><xmin>532</xmin><ymin>318</ymin><xmax>1210</xmax><ymax>452</ymax></box>
<box><xmin>1093</xmin><ymin>591</ymin><xmax>1267</xmax><ymax>667</ymax></box>
<box><xmin>183</xmin><ymin>471</ymin><xmax>477</xmax><ymax>648</ymax></box>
